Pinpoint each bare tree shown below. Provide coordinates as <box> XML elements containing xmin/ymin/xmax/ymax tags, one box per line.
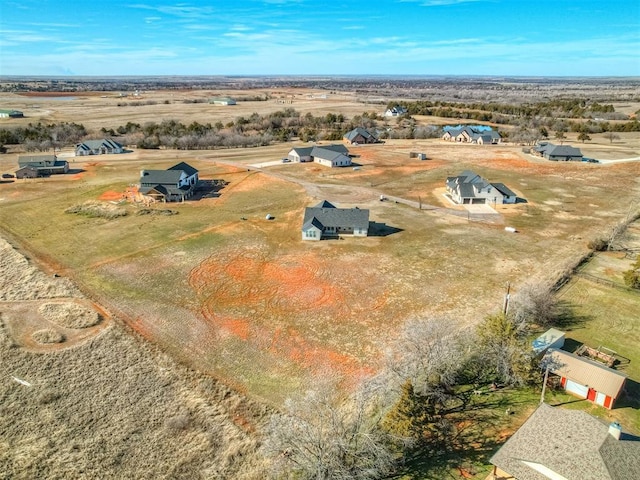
<box><xmin>262</xmin><ymin>374</ymin><xmax>394</xmax><ymax>480</ymax></box>
<box><xmin>604</xmin><ymin>132</ymin><xmax>620</xmax><ymax>144</ymax></box>
<box><xmin>510</xmin><ymin>282</ymin><xmax>559</xmax><ymax>328</ymax></box>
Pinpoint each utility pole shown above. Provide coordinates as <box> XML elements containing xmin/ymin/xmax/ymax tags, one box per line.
<box><xmin>540</xmin><ymin>365</ymin><xmax>550</xmax><ymax>404</ymax></box>
<box><xmin>502</xmin><ymin>282</ymin><xmax>511</xmax><ymax>315</ymax></box>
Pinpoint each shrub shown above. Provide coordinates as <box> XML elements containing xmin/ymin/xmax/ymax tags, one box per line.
<box><xmin>32</xmin><ymin>329</ymin><xmax>65</xmax><ymax>344</ymax></box>
<box><xmin>39</xmin><ymin>302</ymin><xmax>100</xmax><ymax>329</ymax></box>
<box><xmin>65</xmin><ymin>201</ymin><xmax>127</xmax><ymax>219</ymax></box>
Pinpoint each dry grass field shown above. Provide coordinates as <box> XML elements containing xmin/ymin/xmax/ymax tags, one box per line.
<box><xmin>1</xmin><ymin>88</ymin><xmax>639</xmax><ymax>475</ymax></box>
<box><xmin>0</xmin><ymin>236</ymin><xmax>269</xmax><ymax>479</ymax></box>
<box><xmin>1</xmin><ymin>104</ymin><xmax>639</xmax><ymax>403</ymax></box>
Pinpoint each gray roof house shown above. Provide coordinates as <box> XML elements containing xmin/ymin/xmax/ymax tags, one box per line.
<box><xmin>446</xmin><ymin>170</ymin><xmax>518</xmax><ymax>205</ymax></box>
<box><xmin>384</xmin><ymin>105</ymin><xmax>407</xmax><ymax>117</ymax></box>
<box><xmin>343</xmin><ymin>127</ymin><xmax>379</xmax><ymax>145</ymax></box>
<box><xmin>139</xmin><ymin>162</ymin><xmax>199</xmax><ymax>202</ymax></box>
<box><xmin>302</xmin><ymin>200</ymin><xmax>369</xmax><ymax>240</ymax></box>
<box><xmin>534</xmin><ymin>142</ymin><xmax>583</xmax><ymax>161</ymax></box>
<box><xmin>490</xmin><ymin>403</ymin><xmax>640</xmax><ymax>480</ymax></box>
<box><xmin>17</xmin><ymin>155</ymin><xmax>69</xmax><ymax>176</ymax></box>
<box><xmin>442</xmin><ymin>126</ymin><xmax>501</xmax><ymax>144</ymax></box>
<box><xmin>75</xmin><ymin>138</ymin><xmax>124</xmax><ymax>156</ymax></box>
<box><xmin>287</xmin><ymin>144</ymin><xmax>351</xmax><ymax>167</ymax></box>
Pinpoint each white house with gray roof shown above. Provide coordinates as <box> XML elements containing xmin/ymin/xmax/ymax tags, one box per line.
<box><xmin>302</xmin><ymin>200</ymin><xmax>369</xmax><ymax>241</ymax></box>
<box><xmin>287</xmin><ymin>144</ymin><xmax>351</xmax><ymax>167</ymax></box>
<box><xmin>490</xmin><ymin>403</ymin><xmax>640</xmax><ymax>480</ymax></box>
<box><xmin>139</xmin><ymin>162</ymin><xmax>199</xmax><ymax>202</ymax></box>
<box><xmin>446</xmin><ymin>170</ymin><xmax>517</xmax><ymax>205</ymax></box>
<box><xmin>75</xmin><ymin>138</ymin><xmax>124</xmax><ymax>156</ymax></box>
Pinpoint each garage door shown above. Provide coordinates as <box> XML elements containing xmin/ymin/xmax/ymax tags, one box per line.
<box><xmin>565</xmin><ymin>380</ymin><xmax>588</xmax><ymax>398</ymax></box>
<box><xmin>595</xmin><ymin>392</ymin><xmax>607</xmax><ymax>406</ymax></box>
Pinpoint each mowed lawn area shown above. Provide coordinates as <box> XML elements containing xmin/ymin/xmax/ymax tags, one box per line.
<box><xmin>1</xmin><ymin>142</ymin><xmax>639</xmax><ymax>404</ymax></box>
<box><xmin>554</xmin><ymin>222</ymin><xmax>640</xmax><ymax>434</ymax></box>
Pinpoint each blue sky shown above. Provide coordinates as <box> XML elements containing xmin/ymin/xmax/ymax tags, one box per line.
<box><xmin>1</xmin><ymin>0</ymin><xmax>638</xmax><ymax>76</ymax></box>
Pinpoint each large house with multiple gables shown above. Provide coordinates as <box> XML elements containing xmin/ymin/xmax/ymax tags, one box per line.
<box><xmin>302</xmin><ymin>200</ymin><xmax>369</xmax><ymax>241</ymax></box>
<box><xmin>75</xmin><ymin>138</ymin><xmax>124</xmax><ymax>156</ymax></box>
<box><xmin>138</xmin><ymin>162</ymin><xmax>199</xmax><ymax>202</ymax></box>
<box><xmin>16</xmin><ymin>155</ymin><xmax>69</xmax><ymax>178</ymax></box>
<box><xmin>287</xmin><ymin>144</ymin><xmax>352</xmax><ymax>168</ymax></box>
<box><xmin>533</xmin><ymin>141</ymin><xmax>584</xmax><ymax>161</ymax></box>
<box><xmin>442</xmin><ymin>126</ymin><xmax>502</xmax><ymax>144</ymax></box>
<box><xmin>446</xmin><ymin>170</ymin><xmax>517</xmax><ymax>205</ymax></box>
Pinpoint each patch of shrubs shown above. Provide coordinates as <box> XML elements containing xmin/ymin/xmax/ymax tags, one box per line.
<box><xmin>65</xmin><ymin>201</ymin><xmax>127</xmax><ymax>219</ymax></box>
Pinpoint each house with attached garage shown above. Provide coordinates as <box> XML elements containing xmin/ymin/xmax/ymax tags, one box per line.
<box><xmin>446</xmin><ymin>170</ymin><xmax>518</xmax><ymax>205</ymax></box>
<box><xmin>343</xmin><ymin>127</ymin><xmax>380</xmax><ymax>145</ymax></box>
<box><xmin>75</xmin><ymin>138</ymin><xmax>124</xmax><ymax>156</ymax></box>
<box><xmin>17</xmin><ymin>155</ymin><xmax>69</xmax><ymax>176</ymax></box>
<box><xmin>302</xmin><ymin>200</ymin><xmax>369</xmax><ymax>241</ymax></box>
<box><xmin>533</xmin><ymin>142</ymin><xmax>583</xmax><ymax>161</ymax></box>
<box><xmin>138</xmin><ymin>162</ymin><xmax>199</xmax><ymax>202</ymax></box>
<box><xmin>287</xmin><ymin>144</ymin><xmax>352</xmax><ymax>167</ymax></box>
<box><xmin>442</xmin><ymin>125</ymin><xmax>501</xmax><ymax>144</ymax></box>
<box><xmin>542</xmin><ymin>348</ymin><xmax>627</xmax><ymax>409</ymax></box>
<box><xmin>490</xmin><ymin>403</ymin><xmax>640</xmax><ymax>480</ymax></box>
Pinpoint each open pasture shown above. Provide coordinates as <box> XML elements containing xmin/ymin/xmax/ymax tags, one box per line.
<box><xmin>2</xmin><ymin>130</ymin><xmax>639</xmax><ymax>403</ymax></box>
<box><xmin>2</xmin><ymin>90</ymin><xmax>640</xmax><ymax>403</ymax></box>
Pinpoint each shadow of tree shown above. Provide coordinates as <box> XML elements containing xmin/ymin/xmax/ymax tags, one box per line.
<box><xmin>553</xmin><ymin>300</ymin><xmax>591</xmax><ymax>330</ymax></box>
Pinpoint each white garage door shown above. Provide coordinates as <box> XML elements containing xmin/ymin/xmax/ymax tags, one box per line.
<box><xmin>565</xmin><ymin>380</ymin><xmax>588</xmax><ymax>398</ymax></box>
<box><xmin>595</xmin><ymin>392</ymin><xmax>606</xmax><ymax>406</ymax></box>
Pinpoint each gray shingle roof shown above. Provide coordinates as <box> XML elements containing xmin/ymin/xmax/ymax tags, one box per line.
<box><xmin>490</xmin><ymin>403</ymin><xmax>640</xmax><ymax>480</ymax></box>
<box><xmin>140</xmin><ymin>169</ymin><xmax>183</xmax><ymax>185</ymax></box>
<box><xmin>78</xmin><ymin>138</ymin><xmax>123</xmax><ymax>150</ymax></box>
<box><xmin>311</xmin><ymin>146</ymin><xmax>351</xmax><ymax>163</ymax></box>
<box><xmin>491</xmin><ymin>182</ymin><xmax>517</xmax><ymax>197</ymax></box>
<box><xmin>344</xmin><ymin>128</ymin><xmax>378</xmax><ymax>142</ymax></box>
<box><xmin>302</xmin><ymin>204</ymin><xmax>369</xmax><ymax>231</ymax></box>
<box><xmin>168</xmin><ymin>162</ymin><xmax>198</xmax><ymax>177</ymax></box>
<box><xmin>546</xmin><ymin>144</ymin><xmax>583</xmax><ymax>157</ymax></box>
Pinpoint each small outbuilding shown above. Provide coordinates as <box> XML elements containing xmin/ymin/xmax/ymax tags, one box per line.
<box><xmin>542</xmin><ymin>348</ymin><xmax>626</xmax><ymax>409</ymax></box>
<box><xmin>532</xmin><ymin>328</ymin><xmax>566</xmax><ymax>355</ymax></box>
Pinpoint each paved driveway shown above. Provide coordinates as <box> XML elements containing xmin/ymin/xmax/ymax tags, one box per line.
<box><xmin>464</xmin><ymin>203</ymin><xmax>498</xmax><ymax>214</ymax></box>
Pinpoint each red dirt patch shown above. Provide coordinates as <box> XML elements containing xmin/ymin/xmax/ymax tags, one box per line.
<box><xmin>187</xmin><ymin>248</ymin><xmax>382</xmax><ymax>379</ymax></box>
<box><xmin>98</xmin><ymin>190</ymin><xmax>125</xmax><ymax>201</ymax></box>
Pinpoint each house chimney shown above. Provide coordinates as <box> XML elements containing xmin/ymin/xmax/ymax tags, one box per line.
<box><xmin>608</xmin><ymin>422</ymin><xmax>622</xmax><ymax>440</ymax></box>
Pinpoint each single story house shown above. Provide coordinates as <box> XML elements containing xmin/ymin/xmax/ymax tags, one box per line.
<box><xmin>209</xmin><ymin>97</ymin><xmax>236</xmax><ymax>105</ymax></box>
<box><xmin>0</xmin><ymin>109</ymin><xmax>24</xmax><ymax>118</ymax></box>
<box><xmin>384</xmin><ymin>105</ymin><xmax>407</xmax><ymax>117</ymax></box>
<box><xmin>75</xmin><ymin>138</ymin><xmax>124</xmax><ymax>156</ymax></box>
<box><xmin>534</xmin><ymin>142</ymin><xmax>583</xmax><ymax>161</ymax></box>
<box><xmin>17</xmin><ymin>155</ymin><xmax>69</xmax><ymax>176</ymax></box>
<box><xmin>343</xmin><ymin>127</ymin><xmax>379</xmax><ymax>145</ymax></box>
<box><xmin>542</xmin><ymin>348</ymin><xmax>627</xmax><ymax>409</ymax></box>
<box><xmin>139</xmin><ymin>161</ymin><xmax>199</xmax><ymax>202</ymax></box>
<box><xmin>287</xmin><ymin>144</ymin><xmax>351</xmax><ymax>168</ymax></box>
<box><xmin>302</xmin><ymin>200</ymin><xmax>369</xmax><ymax>240</ymax></box>
<box><xmin>532</xmin><ymin>328</ymin><xmax>566</xmax><ymax>356</ymax></box>
<box><xmin>475</xmin><ymin>131</ymin><xmax>502</xmax><ymax>144</ymax></box>
<box><xmin>446</xmin><ymin>170</ymin><xmax>518</xmax><ymax>205</ymax></box>
<box><xmin>490</xmin><ymin>403</ymin><xmax>640</xmax><ymax>480</ymax></box>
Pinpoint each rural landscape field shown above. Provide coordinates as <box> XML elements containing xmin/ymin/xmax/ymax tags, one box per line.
<box><xmin>1</xmin><ymin>77</ymin><xmax>639</xmax><ymax>478</ymax></box>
